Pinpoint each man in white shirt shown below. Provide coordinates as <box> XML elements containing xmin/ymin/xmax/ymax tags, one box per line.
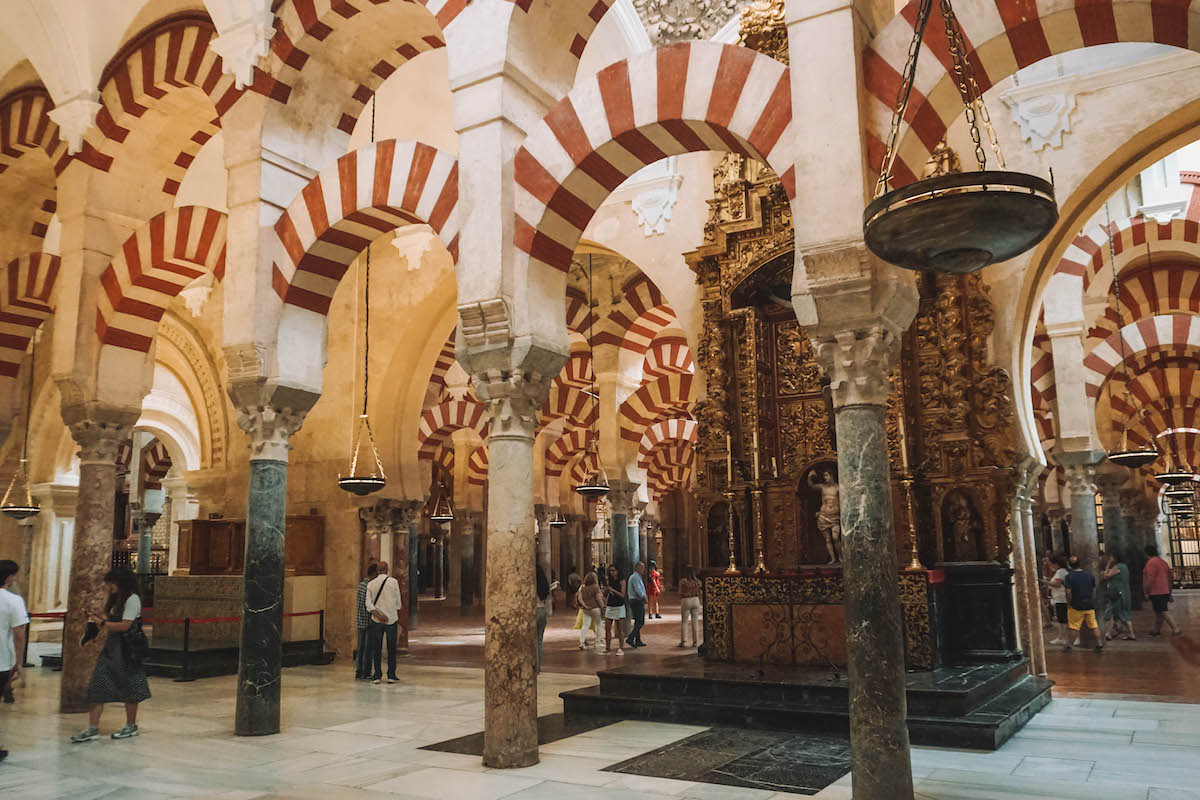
<box><xmin>364</xmin><ymin>561</ymin><xmax>404</xmax><ymax>685</ymax></box>
<box><xmin>0</xmin><ymin>560</ymin><xmax>29</xmax><ymax>764</ymax></box>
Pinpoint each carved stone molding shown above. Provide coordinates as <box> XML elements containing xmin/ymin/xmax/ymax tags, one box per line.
<box><xmin>458</xmin><ymin>299</ymin><xmax>511</xmax><ymax>350</ymax></box>
<box><xmin>630</xmin><ymin>173</ymin><xmax>683</xmax><ymax>236</ymax></box>
<box><xmin>236</xmin><ymin>406</ymin><xmax>307</xmax><ymax>462</ymax></box>
<box><xmin>1001</xmin><ymin>90</ymin><xmax>1075</xmax><ymax>152</ymax></box>
<box><xmin>160</xmin><ymin>315</ymin><xmax>226</xmax><ymax>468</ymax></box>
<box><xmin>474</xmin><ymin>370</ymin><xmax>549</xmax><ymax>438</ymax></box>
<box><xmin>68</xmin><ymin>417</ymin><xmax>135</xmax><ymax>465</ymax></box>
<box><xmin>1062</xmin><ymin>462</ymin><xmax>1097</xmax><ymax>496</ymax></box>
<box><xmin>633</xmin><ymin>0</ymin><xmax>740</xmax><ymax>44</ymax></box>
<box><xmin>209</xmin><ymin>5</ymin><xmax>274</xmax><ymax>89</ymax></box>
<box><xmin>812</xmin><ymin>326</ymin><xmax>900</xmax><ymax>408</ymax></box>
<box><xmin>47</xmin><ymin>91</ymin><xmax>101</xmax><ymax>155</ymax></box>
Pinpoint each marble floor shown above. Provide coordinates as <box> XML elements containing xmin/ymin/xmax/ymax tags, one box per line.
<box><xmin>3</xmin><ymin>660</ymin><xmax>1200</xmax><ymax>799</ymax></box>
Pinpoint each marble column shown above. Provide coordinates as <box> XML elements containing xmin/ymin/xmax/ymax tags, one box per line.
<box><xmin>432</xmin><ymin>530</ymin><xmax>446</xmax><ymax>600</ymax></box>
<box><xmin>812</xmin><ymin>326</ymin><xmax>913</xmax><ymax>800</ymax></box>
<box><xmin>534</xmin><ymin>505</ymin><xmax>551</xmax><ymax>572</ymax></box>
<box><xmin>405</xmin><ymin>510</ymin><xmax>421</xmax><ymax>631</ymax></box>
<box><xmin>60</xmin><ymin>415</ymin><xmax>134</xmax><ymax>713</ymax></box>
<box><xmin>607</xmin><ymin>480</ymin><xmax>637</xmax><ymax>579</ymax></box>
<box><xmin>393</xmin><ymin>502</ymin><xmax>418</xmax><ymax>650</ymax></box>
<box><xmin>1014</xmin><ymin>464</ymin><xmax>1046</xmax><ymax>677</ymax></box>
<box><xmin>234</xmin><ymin>405</ymin><xmax>305</xmax><ymax>737</ymax></box>
<box><xmin>1118</xmin><ymin>490</ymin><xmax>1146</xmax><ymax>609</ymax></box>
<box><xmin>455</xmin><ymin>510</ymin><xmax>478</xmax><ymax>612</ymax></box>
<box><xmin>1062</xmin><ymin>461</ymin><xmax>1102</xmax><ymax>572</ymax></box>
<box><xmin>1096</xmin><ymin>477</ymin><xmax>1128</xmax><ymax>559</ymax></box>
<box><xmin>634</xmin><ymin>512</ymin><xmax>647</xmax><ymax>568</ymax></box>
<box><xmin>477</xmin><ymin>373</ymin><xmax>549</xmax><ymax>769</ymax></box>
<box><xmin>1046</xmin><ymin>508</ymin><xmax>1065</xmax><ymax>553</ymax></box>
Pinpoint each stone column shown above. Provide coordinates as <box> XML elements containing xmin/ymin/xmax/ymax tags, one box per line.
<box><xmin>59</xmin><ymin>413</ymin><xmax>134</xmax><ymax>712</ymax></box>
<box><xmin>607</xmin><ymin>480</ymin><xmax>638</xmax><ymax>579</ymax></box>
<box><xmin>812</xmin><ymin>324</ymin><xmax>913</xmax><ymax>800</ymax></box>
<box><xmin>1015</xmin><ymin>464</ymin><xmax>1046</xmax><ymax>677</ymax></box>
<box><xmin>432</xmin><ymin>530</ymin><xmax>446</xmax><ymax>600</ymax></box>
<box><xmin>161</xmin><ymin>477</ymin><xmax>197</xmax><ymax>576</ymax></box>
<box><xmin>404</xmin><ymin>508</ymin><xmax>421</xmax><ymax>631</ymax></box>
<box><xmin>1119</xmin><ymin>490</ymin><xmax>1146</xmax><ymax>608</ymax></box>
<box><xmin>1061</xmin><ymin>459</ymin><xmax>1103</xmax><ymax>571</ymax></box>
<box><xmin>633</xmin><ymin>511</ymin><xmax>647</xmax><ymax>568</ymax></box>
<box><xmin>476</xmin><ymin>371</ymin><xmax>552</xmax><ymax>769</ymax></box>
<box><xmin>233</xmin><ymin>404</ymin><xmax>306</xmax><ymax>737</ymax></box>
<box><xmin>1046</xmin><ymin>508</ymin><xmax>1065</xmax><ymax>553</ymax></box>
<box><xmin>1096</xmin><ymin>472</ymin><xmax>1128</xmax><ymax>560</ymax></box>
<box><xmin>534</xmin><ymin>504</ymin><xmax>551</xmax><ymax>572</ymax></box>
<box><xmin>455</xmin><ymin>510</ymin><xmax>479</xmax><ymax>612</ymax></box>
<box><xmin>391</xmin><ymin>501</ymin><xmax>417</xmax><ymax>651</ymax></box>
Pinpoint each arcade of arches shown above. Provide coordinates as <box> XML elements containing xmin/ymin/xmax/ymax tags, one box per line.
<box><xmin>1</xmin><ymin>1</ymin><xmax>1199</xmax><ymax>798</ymax></box>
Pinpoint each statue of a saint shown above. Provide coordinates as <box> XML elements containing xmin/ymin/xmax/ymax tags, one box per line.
<box><xmin>809</xmin><ymin>470</ymin><xmax>841</xmax><ymax>563</ymax></box>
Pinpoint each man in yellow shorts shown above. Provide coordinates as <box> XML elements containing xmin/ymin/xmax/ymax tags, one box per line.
<box><xmin>1064</xmin><ymin>555</ymin><xmax>1103</xmax><ymax>652</ymax></box>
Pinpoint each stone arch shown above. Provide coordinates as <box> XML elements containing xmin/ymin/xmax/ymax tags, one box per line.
<box><xmin>565</xmin><ymin>286</ymin><xmax>598</xmax><ymax>335</ymax></box>
<box><xmin>554</xmin><ymin>350</ymin><xmax>593</xmax><ymax>390</ymax></box>
<box><xmin>466</xmin><ymin>443</ymin><xmax>489</xmax><ymax>487</ymax></box>
<box><xmin>866</xmin><ymin>0</ymin><xmax>1200</xmax><ymax>188</ymax></box>
<box><xmin>417</xmin><ymin>398</ymin><xmax>489</xmax><ymax>458</ymax></box>
<box><xmin>1056</xmin><ymin>216</ymin><xmax>1200</xmax><ymax>291</ymax></box>
<box><xmin>513</xmin><ymin>41</ymin><xmax>794</xmax><ymax>338</ymax></box>
<box><xmin>139</xmin><ymin>438</ymin><xmax>173</xmax><ymax>490</ymax></box>
<box><xmin>0</xmin><ymin>252</ymin><xmax>58</xmax><ymax>378</ymax></box>
<box><xmin>618</xmin><ymin>373</ymin><xmax>695</xmax><ymax>441</ymax></box>
<box><xmin>569</xmin><ymin>449</ymin><xmax>600</xmax><ymax>485</ymax></box>
<box><xmin>645</xmin><ymin>442</ymin><xmax>694</xmax><ymax>499</ymax></box>
<box><xmin>545</xmin><ymin>428</ymin><xmax>592</xmax><ymax>478</ymax></box>
<box><xmin>595</xmin><ymin>273</ymin><xmax>678</xmax><ymax>354</ymax></box>
<box><xmin>95</xmin><ymin>206</ymin><xmax>227</xmax><ymax>353</ymax></box>
<box><xmin>268</xmin><ymin>0</ymin><xmax>462</xmax><ymax>134</ymax></box>
<box><xmin>423</xmin><ymin>328</ymin><xmax>457</xmax><ymax>409</ymax></box>
<box><xmin>86</xmin><ymin>13</ymin><xmax>243</xmax><ymax>194</ymax></box>
<box><xmin>1084</xmin><ymin>315</ymin><xmax>1200</xmax><ymax>397</ymax></box>
<box><xmin>273</xmin><ymin>138</ymin><xmax>459</xmax><ymax>314</ymax></box>
<box><xmin>156</xmin><ymin>312</ymin><xmax>228</xmax><ymax>470</ymax></box>
<box><xmin>0</xmin><ymin>87</ymin><xmax>67</xmax><ymax>245</ymax></box>
<box><xmin>642</xmin><ymin>336</ymin><xmax>693</xmax><ymax>380</ymax></box>
<box><xmin>537</xmin><ymin>384</ymin><xmax>597</xmax><ymax>434</ymax></box>
<box><xmin>636</xmin><ymin>417</ymin><xmax>696</xmax><ymax>469</ymax></box>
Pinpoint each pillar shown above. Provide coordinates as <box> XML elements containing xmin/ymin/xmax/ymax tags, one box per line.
<box><xmin>1046</xmin><ymin>508</ymin><xmax>1065</xmax><ymax>553</ymax></box>
<box><xmin>233</xmin><ymin>404</ymin><xmax>307</xmax><ymax>737</ymax></box>
<box><xmin>432</xmin><ymin>530</ymin><xmax>446</xmax><ymax>600</ymax></box>
<box><xmin>59</xmin><ymin>414</ymin><xmax>134</xmax><ymax>712</ymax></box>
<box><xmin>607</xmin><ymin>481</ymin><xmax>638</xmax><ymax>579</ymax></box>
<box><xmin>391</xmin><ymin>501</ymin><xmax>417</xmax><ymax>651</ymax></box>
<box><xmin>455</xmin><ymin>510</ymin><xmax>479</xmax><ymax>612</ymax></box>
<box><xmin>1119</xmin><ymin>490</ymin><xmax>1146</xmax><ymax>608</ymax></box>
<box><xmin>404</xmin><ymin>507</ymin><xmax>421</xmax><ymax>631</ymax></box>
<box><xmin>161</xmin><ymin>477</ymin><xmax>197</xmax><ymax>576</ymax></box>
<box><xmin>534</xmin><ymin>504</ymin><xmax>551</xmax><ymax>572</ymax></box>
<box><xmin>634</xmin><ymin>511</ymin><xmax>648</xmax><ymax>568</ymax></box>
<box><xmin>1015</xmin><ymin>463</ymin><xmax>1046</xmax><ymax>677</ymax></box>
<box><xmin>811</xmin><ymin>326</ymin><xmax>913</xmax><ymax>800</ymax></box>
<box><xmin>1060</xmin><ymin>457</ymin><xmax>1103</xmax><ymax>571</ymax></box>
<box><xmin>1096</xmin><ymin>472</ymin><xmax>1128</xmax><ymax>560</ymax></box>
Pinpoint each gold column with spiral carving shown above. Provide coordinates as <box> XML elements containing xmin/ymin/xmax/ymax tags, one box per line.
<box><xmin>724</xmin><ymin>490</ymin><xmax>740</xmax><ymax>574</ymax></box>
<box><xmin>752</xmin><ymin>483</ymin><xmax>767</xmax><ymax>573</ymax></box>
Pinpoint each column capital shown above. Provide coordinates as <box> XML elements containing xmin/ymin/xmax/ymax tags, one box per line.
<box><xmin>1062</xmin><ymin>462</ymin><xmax>1098</xmax><ymax>496</ymax></box>
<box><xmin>1117</xmin><ymin>488</ymin><xmax>1144</xmax><ymax>519</ymax></box>
<box><xmin>473</xmin><ymin>368</ymin><xmax>554</xmax><ymax>439</ymax></box>
<box><xmin>228</xmin><ymin>379</ymin><xmax>318</xmax><ymax>462</ymax></box>
<box><xmin>62</xmin><ymin>405</ymin><xmax>138</xmax><ymax>464</ymax></box>
<box><xmin>812</xmin><ymin>324</ymin><xmax>900</xmax><ymax>408</ymax></box>
<box><xmin>606</xmin><ymin>479</ymin><xmax>639</xmax><ymax>516</ymax></box>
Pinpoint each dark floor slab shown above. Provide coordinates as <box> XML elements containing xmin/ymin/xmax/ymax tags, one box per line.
<box><xmin>605</xmin><ymin>727</ymin><xmax>851</xmax><ymax>796</ymax></box>
<box><xmin>420</xmin><ymin>712</ymin><xmax>621</xmax><ymax>754</ymax></box>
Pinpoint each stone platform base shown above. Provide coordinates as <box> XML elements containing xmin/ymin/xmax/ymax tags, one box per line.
<box><xmin>561</xmin><ymin>657</ymin><xmax>1051</xmax><ymax>751</ymax></box>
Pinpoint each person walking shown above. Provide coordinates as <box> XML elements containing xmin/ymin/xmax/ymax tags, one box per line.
<box><xmin>365</xmin><ymin>561</ymin><xmax>405</xmax><ymax>684</ymax></box>
<box><xmin>647</xmin><ymin>560</ymin><xmax>663</xmax><ymax>619</ymax></box>
<box><xmin>71</xmin><ymin>567</ymin><xmax>151</xmax><ymax>742</ymax></box>
<box><xmin>677</xmin><ymin>564</ymin><xmax>702</xmax><ymax>648</ymax></box>
<box><xmin>0</xmin><ymin>560</ymin><xmax>28</xmax><ymax>763</ymax></box>
<box><xmin>603</xmin><ymin>565</ymin><xmax>626</xmax><ymax>655</ymax></box>
<box><xmin>355</xmin><ymin>563</ymin><xmax>378</xmax><ymax>680</ymax></box>
<box><xmin>1064</xmin><ymin>556</ymin><xmax>1103</xmax><ymax>652</ymax></box>
<box><xmin>1100</xmin><ymin>553</ymin><xmax>1135</xmax><ymax>641</ymax></box>
<box><xmin>626</xmin><ymin>562</ymin><xmax>648</xmax><ymax>649</ymax></box>
<box><xmin>566</xmin><ymin>565</ymin><xmax>582</xmax><ymax>610</ymax></box>
<box><xmin>1143</xmin><ymin>545</ymin><xmax>1181</xmax><ymax>637</ymax></box>
<box><xmin>577</xmin><ymin>572</ymin><xmax>604</xmax><ymax>650</ymax></box>
<box><xmin>1047</xmin><ymin>554</ymin><xmax>1070</xmax><ymax>645</ymax></box>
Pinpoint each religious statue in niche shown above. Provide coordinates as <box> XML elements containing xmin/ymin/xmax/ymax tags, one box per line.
<box><xmin>942</xmin><ymin>490</ymin><xmax>983</xmax><ymax>561</ymax></box>
<box><xmin>800</xmin><ymin>461</ymin><xmax>841</xmax><ymax>563</ymax></box>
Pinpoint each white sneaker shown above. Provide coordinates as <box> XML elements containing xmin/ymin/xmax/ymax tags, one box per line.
<box><xmin>579</xmin><ymin>644</ymin><xmax>586</xmax><ymax>650</ymax></box>
<box><xmin>1049</xmin><ymin>638</ymin><xmax>1064</xmax><ymax>645</ymax></box>
<box><xmin>616</xmin><ymin>648</ymin><xmax>624</xmax><ymax>655</ymax></box>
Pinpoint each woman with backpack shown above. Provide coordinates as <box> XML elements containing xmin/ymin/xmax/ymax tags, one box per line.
<box><xmin>71</xmin><ymin>567</ymin><xmax>150</xmax><ymax>742</ymax></box>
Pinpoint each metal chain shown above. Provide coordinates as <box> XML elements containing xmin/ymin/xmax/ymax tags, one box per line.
<box><xmin>939</xmin><ymin>0</ymin><xmax>1005</xmax><ymax>170</ymax></box>
<box><xmin>874</xmin><ymin>0</ymin><xmax>934</xmax><ymax>198</ymax></box>
<box><xmin>1104</xmin><ymin>202</ymin><xmax>1139</xmax><ymax>450</ymax></box>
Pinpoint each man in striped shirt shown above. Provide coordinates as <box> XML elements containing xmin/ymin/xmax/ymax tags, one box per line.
<box><xmin>355</xmin><ymin>563</ymin><xmax>378</xmax><ymax>681</ymax></box>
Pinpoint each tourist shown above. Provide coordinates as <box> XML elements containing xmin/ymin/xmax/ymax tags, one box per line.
<box><xmin>355</xmin><ymin>563</ymin><xmax>378</xmax><ymax>681</ymax></box>
<box><xmin>1143</xmin><ymin>545</ymin><xmax>1181</xmax><ymax>637</ymax></box>
<box><xmin>626</xmin><ymin>562</ymin><xmax>648</xmax><ymax>649</ymax></box>
<box><xmin>1040</xmin><ymin>554</ymin><xmax>1055</xmax><ymax>629</ymax></box>
<box><xmin>1100</xmin><ymin>553</ymin><xmax>1134</xmax><ymax>641</ymax></box>
<box><xmin>677</xmin><ymin>564</ymin><xmax>702</xmax><ymax>648</ymax></box>
<box><xmin>566</xmin><ymin>565</ymin><xmax>582</xmax><ymax>609</ymax></box>
<box><xmin>647</xmin><ymin>560</ymin><xmax>663</xmax><ymax>619</ymax></box>
<box><xmin>1063</xmin><ymin>556</ymin><xmax>1103</xmax><ymax>652</ymax></box>
<box><xmin>536</xmin><ymin>564</ymin><xmax>551</xmax><ymax>672</ymax></box>
<box><xmin>603</xmin><ymin>564</ymin><xmax>627</xmax><ymax>655</ymax></box>
<box><xmin>1046</xmin><ymin>554</ymin><xmax>1069</xmax><ymax>645</ymax></box>
<box><xmin>577</xmin><ymin>572</ymin><xmax>604</xmax><ymax>650</ymax></box>
<box><xmin>365</xmin><ymin>560</ymin><xmax>404</xmax><ymax>684</ymax></box>
<box><xmin>71</xmin><ymin>567</ymin><xmax>151</xmax><ymax>742</ymax></box>
<box><xmin>0</xmin><ymin>560</ymin><xmax>28</xmax><ymax>763</ymax></box>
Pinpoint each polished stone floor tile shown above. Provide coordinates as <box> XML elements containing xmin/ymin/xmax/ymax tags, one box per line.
<box><xmin>1012</xmin><ymin>755</ymin><xmax>1095</xmax><ymax>781</ymax></box>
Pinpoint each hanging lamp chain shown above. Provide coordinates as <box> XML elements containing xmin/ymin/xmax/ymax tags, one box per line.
<box><xmin>874</xmin><ymin>0</ymin><xmax>933</xmax><ymax>198</ymax></box>
<box><xmin>939</xmin><ymin>0</ymin><xmax>1004</xmax><ymax>171</ymax></box>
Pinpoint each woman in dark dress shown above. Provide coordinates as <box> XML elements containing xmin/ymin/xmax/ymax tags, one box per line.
<box><xmin>71</xmin><ymin>568</ymin><xmax>151</xmax><ymax>742</ymax></box>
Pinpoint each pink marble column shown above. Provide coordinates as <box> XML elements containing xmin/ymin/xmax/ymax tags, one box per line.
<box><xmin>60</xmin><ymin>416</ymin><xmax>134</xmax><ymax>713</ymax></box>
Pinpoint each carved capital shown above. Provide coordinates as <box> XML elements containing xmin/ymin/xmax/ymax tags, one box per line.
<box><xmin>236</xmin><ymin>406</ymin><xmax>306</xmax><ymax>462</ymax></box>
<box><xmin>474</xmin><ymin>370</ymin><xmax>550</xmax><ymax>439</ymax></box>
<box><xmin>457</xmin><ymin>299</ymin><xmax>511</xmax><ymax>351</ymax></box>
<box><xmin>1062</xmin><ymin>463</ymin><xmax>1097</xmax><ymax>497</ymax></box>
<box><xmin>68</xmin><ymin>419</ymin><xmax>133</xmax><ymax>465</ymax></box>
<box><xmin>606</xmin><ymin>479</ymin><xmax>640</xmax><ymax>516</ymax></box>
<box><xmin>812</xmin><ymin>325</ymin><xmax>899</xmax><ymax>408</ymax></box>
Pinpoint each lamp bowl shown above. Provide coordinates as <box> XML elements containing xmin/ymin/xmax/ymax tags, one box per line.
<box><xmin>1155</xmin><ymin>471</ymin><xmax>1197</xmax><ymax>486</ymax></box>
<box><xmin>1</xmin><ymin>504</ymin><xmax>39</xmax><ymax>520</ymax></box>
<box><xmin>864</xmin><ymin>171</ymin><xmax>1058</xmax><ymax>274</ymax></box>
<box><xmin>1107</xmin><ymin>448</ymin><xmax>1160</xmax><ymax>469</ymax></box>
<box><xmin>338</xmin><ymin>476</ymin><xmax>386</xmax><ymax>496</ymax></box>
<box><xmin>1165</xmin><ymin>486</ymin><xmax>1195</xmax><ymax>499</ymax></box>
<box><xmin>575</xmin><ymin>483</ymin><xmax>610</xmax><ymax>500</ymax></box>
<box><xmin>549</xmin><ymin>519</ymin><xmax>567</xmax><ymax>527</ymax></box>
<box><xmin>430</xmin><ymin>513</ymin><xmax>454</xmax><ymax>523</ymax></box>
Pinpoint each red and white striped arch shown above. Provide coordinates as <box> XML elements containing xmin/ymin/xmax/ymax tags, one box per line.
<box><xmin>642</xmin><ymin>336</ymin><xmax>693</xmax><ymax>380</ymax></box>
<box><xmin>1087</xmin><ymin>265</ymin><xmax>1200</xmax><ymax>345</ymax></box>
<box><xmin>636</xmin><ymin>418</ymin><xmax>697</xmax><ymax>470</ymax></box>
<box><xmin>0</xmin><ymin>88</ymin><xmax>66</xmax><ymax>243</ymax></box>
<box><xmin>87</xmin><ymin>15</ymin><xmax>244</xmax><ymax>190</ymax></box>
<box><xmin>1109</xmin><ymin>362</ymin><xmax>1200</xmax><ymax>422</ymax></box>
<box><xmin>554</xmin><ymin>350</ymin><xmax>593</xmax><ymax>391</ymax></box>
<box><xmin>514</xmin><ymin>42</ymin><xmax>795</xmax><ymax>282</ymax></box>
<box><xmin>538</xmin><ymin>384</ymin><xmax>597</xmax><ymax>433</ymax></box>
<box><xmin>430</xmin><ymin>442</ymin><xmax>454</xmax><ymax>477</ymax></box>
<box><xmin>96</xmin><ymin>206</ymin><xmax>228</xmax><ymax>353</ymax></box>
<box><xmin>569</xmin><ymin>450</ymin><xmax>601</xmax><ymax>486</ymax></box>
<box><xmin>619</xmin><ymin>373</ymin><xmax>695</xmax><ymax>441</ymax></box>
<box><xmin>140</xmin><ymin>440</ymin><xmax>173</xmax><ymax>491</ymax></box>
<box><xmin>594</xmin><ymin>275</ymin><xmax>677</xmax><ymax>353</ymax></box>
<box><xmin>866</xmin><ymin>0</ymin><xmax>1200</xmax><ymax>190</ymax></box>
<box><xmin>645</xmin><ymin>443</ymin><xmax>694</xmax><ymax>499</ymax></box>
<box><xmin>116</xmin><ymin>441</ymin><xmax>133</xmax><ymax>473</ymax></box>
<box><xmin>417</xmin><ymin>398</ymin><xmax>489</xmax><ymax>458</ymax></box>
<box><xmin>273</xmin><ymin>138</ymin><xmax>459</xmax><ymax>315</ymax></box>
<box><xmin>1056</xmin><ymin>217</ymin><xmax>1200</xmax><ymax>292</ymax></box>
<box><xmin>545</xmin><ymin>428</ymin><xmax>593</xmax><ymax>478</ymax></box>
<box><xmin>565</xmin><ymin>287</ymin><xmax>598</xmax><ymax>335</ymax></box>
<box><xmin>1084</xmin><ymin>315</ymin><xmax>1200</xmax><ymax>398</ymax></box>
<box><xmin>425</xmin><ymin>329</ymin><xmax>457</xmax><ymax>408</ymax></box>
<box><xmin>466</xmin><ymin>444</ymin><xmax>489</xmax><ymax>487</ymax></box>
<box><xmin>0</xmin><ymin>252</ymin><xmax>59</xmax><ymax>377</ymax></box>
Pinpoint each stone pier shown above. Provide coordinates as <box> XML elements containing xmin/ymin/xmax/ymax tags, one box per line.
<box><xmin>1060</xmin><ymin>455</ymin><xmax>1104</xmax><ymax>571</ymax></box>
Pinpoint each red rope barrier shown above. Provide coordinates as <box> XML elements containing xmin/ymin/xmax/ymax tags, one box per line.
<box><xmin>29</xmin><ymin>610</ymin><xmax>322</xmax><ymax>624</ymax></box>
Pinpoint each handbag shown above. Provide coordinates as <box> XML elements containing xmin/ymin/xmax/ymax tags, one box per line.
<box><xmin>121</xmin><ymin>619</ymin><xmax>149</xmax><ymax>665</ymax></box>
<box><xmin>573</xmin><ymin>608</ymin><xmax>585</xmax><ymax>630</ymax></box>
<box><xmin>369</xmin><ymin>579</ymin><xmax>389</xmax><ymax>624</ymax></box>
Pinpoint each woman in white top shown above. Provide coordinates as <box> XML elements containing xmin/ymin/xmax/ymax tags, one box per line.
<box><xmin>1046</xmin><ymin>555</ymin><xmax>1070</xmax><ymax>646</ymax></box>
<box><xmin>72</xmin><ymin>567</ymin><xmax>151</xmax><ymax>743</ymax></box>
